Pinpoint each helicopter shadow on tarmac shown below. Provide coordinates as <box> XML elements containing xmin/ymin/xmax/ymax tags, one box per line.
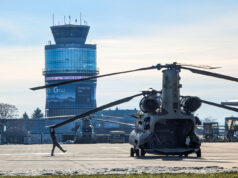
<box><xmin>136</xmin><ymin>155</ymin><xmax>234</xmax><ymax>164</ymax></box>
<box><xmin>135</xmin><ymin>155</ymin><xmax>197</xmax><ymax>161</ymax></box>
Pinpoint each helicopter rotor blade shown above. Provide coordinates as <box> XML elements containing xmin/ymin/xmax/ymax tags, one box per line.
<box><xmin>181</xmin><ymin>66</ymin><xmax>238</xmax><ymax>83</ymax></box>
<box><xmin>90</xmin><ymin>118</ymin><xmax>134</xmax><ymax>126</ymax></box>
<box><xmin>46</xmin><ymin>117</ymin><xmax>84</xmax><ymax>128</ymax></box>
<box><xmin>200</xmin><ymin>99</ymin><xmax>238</xmax><ymax>112</ymax></box>
<box><xmin>177</xmin><ymin>63</ymin><xmax>220</xmax><ymax>69</ymax></box>
<box><xmin>47</xmin><ymin>93</ymin><xmax>143</xmax><ymax>129</ymax></box>
<box><xmin>31</xmin><ymin>62</ymin><xmax>238</xmax><ymax>90</ymax></box>
<box><xmin>30</xmin><ymin>65</ymin><xmax>158</xmax><ymax>90</ymax></box>
<box><xmin>128</xmin><ymin>114</ymin><xmax>139</xmax><ymax>118</ymax></box>
<box><xmin>45</xmin><ymin>115</ymin><xmax>75</xmax><ymax>119</ymax></box>
<box><xmin>90</xmin><ymin>114</ymin><xmax>123</xmax><ymax>119</ymax></box>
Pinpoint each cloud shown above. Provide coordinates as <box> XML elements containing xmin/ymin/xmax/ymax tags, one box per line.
<box><xmin>0</xmin><ymin>46</ymin><xmax>44</xmax><ymax>81</ymax></box>
<box><xmin>96</xmin><ymin>11</ymin><xmax>238</xmax><ymax>76</ymax></box>
<box><xmin>0</xmin><ymin>46</ymin><xmax>45</xmax><ymax>116</ymax></box>
<box><xmin>1</xmin><ymin>10</ymin><xmax>238</xmax><ymax>122</ymax></box>
<box><xmin>94</xmin><ymin>14</ymin><xmax>238</xmax><ymax>123</ymax></box>
<box><xmin>0</xmin><ymin>15</ymin><xmax>51</xmax><ymax>45</ymax></box>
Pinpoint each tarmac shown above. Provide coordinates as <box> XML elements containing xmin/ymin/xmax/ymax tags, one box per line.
<box><xmin>0</xmin><ymin>143</ymin><xmax>238</xmax><ymax>175</ymax></box>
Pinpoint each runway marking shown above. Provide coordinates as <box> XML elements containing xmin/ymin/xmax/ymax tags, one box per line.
<box><xmin>0</xmin><ymin>153</ymin><xmax>66</xmax><ymax>156</ymax></box>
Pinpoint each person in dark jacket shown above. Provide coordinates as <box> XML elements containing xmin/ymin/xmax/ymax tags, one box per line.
<box><xmin>50</xmin><ymin>128</ymin><xmax>66</xmax><ymax>156</ymax></box>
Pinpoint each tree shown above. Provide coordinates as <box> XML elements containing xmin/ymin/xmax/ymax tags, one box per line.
<box><xmin>22</xmin><ymin>112</ymin><xmax>29</xmax><ymax>119</ymax></box>
<box><xmin>0</xmin><ymin>103</ymin><xmax>18</xmax><ymax>119</ymax></box>
<box><xmin>31</xmin><ymin>107</ymin><xmax>44</xmax><ymax>119</ymax></box>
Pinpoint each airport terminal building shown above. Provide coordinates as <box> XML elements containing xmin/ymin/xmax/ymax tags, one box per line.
<box><xmin>44</xmin><ymin>24</ymin><xmax>98</xmax><ymax>117</ymax></box>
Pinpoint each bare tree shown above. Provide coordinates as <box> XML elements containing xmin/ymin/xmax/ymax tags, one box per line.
<box><xmin>0</xmin><ymin>103</ymin><xmax>19</xmax><ymax>119</ymax></box>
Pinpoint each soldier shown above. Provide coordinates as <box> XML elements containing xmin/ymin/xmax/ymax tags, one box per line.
<box><xmin>50</xmin><ymin>128</ymin><xmax>66</xmax><ymax>156</ymax></box>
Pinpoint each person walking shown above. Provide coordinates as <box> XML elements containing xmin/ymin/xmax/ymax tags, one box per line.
<box><xmin>50</xmin><ymin>128</ymin><xmax>66</xmax><ymax>156</ymax></box>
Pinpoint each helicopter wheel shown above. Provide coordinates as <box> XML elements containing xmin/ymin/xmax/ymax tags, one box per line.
<box><xmin>196</xmin><ymin>148</ymin><xmax>201</xmax><ymax>158</ymax></box>
<box><xmin>130</xmin><ymin>148</ymin><xmax>135</xmax><ymax>157</ymax></box>
<box><xmin>135</xmin><ymin>149</ymin><xmax>140</xmax><ymax>157</ymax></box>
<box><xmin>141</xmin><ymin>149</ymin><xmax>146</xmax><ymax>157</ymax></box>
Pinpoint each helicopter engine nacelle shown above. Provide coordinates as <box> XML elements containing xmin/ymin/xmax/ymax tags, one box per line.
<box><xmin>139</xmin><ymin>96</ymin><xmax>160</xmax><ymax>113</ymax></box>
<box><xmin>181</xmin><ymin>96</ymin><xmax>201</xmax><ymax>113</ymax></box>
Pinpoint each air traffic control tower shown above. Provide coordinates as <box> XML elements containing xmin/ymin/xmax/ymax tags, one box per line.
<box><xmin>44</xmin><ymin>24</ymin><xmax>97</xmax><ymax>117</ymax></box>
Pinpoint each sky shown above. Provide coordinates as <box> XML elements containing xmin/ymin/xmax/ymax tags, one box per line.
<box><xmin>0</xmin><ymin>0</ymin><xmax>238</xmax><ymax>123</ymax></box>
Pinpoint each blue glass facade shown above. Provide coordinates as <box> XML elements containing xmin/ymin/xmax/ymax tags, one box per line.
<box><xmin>45</xmin><ymin>48</ymin><xmax>96</xmax><ymax>72</ymax></box>
<box><xmin>44</xmin><ymin>25</ymin><xmax>97</xmax><ymax>117</ymax></box>
<box><xmin>45</xmin><ymin>82</ymin><xmax>96</xmax><ymax>108</ymax></box>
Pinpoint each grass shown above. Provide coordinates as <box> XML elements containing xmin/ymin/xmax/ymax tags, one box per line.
<box><xmin>1</xmin><ymin>173</ymin><xmax>238</xmax><ymax>178</ymax></box>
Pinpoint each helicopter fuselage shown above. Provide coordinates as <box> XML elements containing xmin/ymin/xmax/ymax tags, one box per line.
<box><xmin>129</xmin><ymin>111</ymin><xmax>200</xmax><ymax>155</ymax></box>
<box><xmin>74</xmin><ymin>119</ymin><xmax>96</xmax><ymax>143</ymax></box>
<box><xmin>129</xmin><ymin>68</ymin><xmax>201</xmax><ymax>157</ymax></box>
<box><xmin>38</xmin><ymin>62</ymin><xmax>238</xmax><ymax>157</ymax></box>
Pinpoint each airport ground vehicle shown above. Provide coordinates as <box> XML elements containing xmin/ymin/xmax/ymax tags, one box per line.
<box><xmin>225</xmin><ymin>117</ymin><xmax>238</xmax><ymax>142</ymax></box>
<box><xmin>203</xmin><ymin>122</ymin><xmax>219</xmax><ymax>141</ymax></box>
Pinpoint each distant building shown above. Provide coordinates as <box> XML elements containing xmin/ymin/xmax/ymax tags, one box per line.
<box><xmin>44</xmin><ymin>24</ymin><xmax>98</xmax><ymax>117</ymax></box>
<box><xmin>0</xmin><ymin>109</ymin><xmax>137</xmax><ymax>144</ymax></box>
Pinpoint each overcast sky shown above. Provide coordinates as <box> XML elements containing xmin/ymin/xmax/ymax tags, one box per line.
<box><xmin>0</xmin><ymin>0</ymin><xmax>238</xmax><ymax>123</ymax></box>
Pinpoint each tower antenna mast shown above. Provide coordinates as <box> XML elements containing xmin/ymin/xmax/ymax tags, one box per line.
<box><xmin>52</xmin><ymin>14</ymin><xmax>54</xmax><ymax>26</ymax></box>
<box><xmin>80</xmin><ymin>12</ymin><xmax>82</xmax><ymax>25</ymax></box>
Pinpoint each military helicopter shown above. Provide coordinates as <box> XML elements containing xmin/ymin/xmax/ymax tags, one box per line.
<box><xmin>73</xmin><ymin>115</ymin><xmax>124</xmax><ymax>143</ymax></box>
<box><xmin>31</xmin><ymin>62</ymin><xmax>238</xmax><ymax>158</ymax></box>
<box><xmin>72</xmin><ymin>117</ymin><xmax>96</xmax><ymax>143</ymax></box>
<box><xmin>46</xmin><ymin>114</ymin><xmax>125</xmax><ymax>143</ymax></box>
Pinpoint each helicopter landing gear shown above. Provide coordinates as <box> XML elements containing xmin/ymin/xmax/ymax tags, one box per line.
<box><xmin>130</xmin><ymin>148</ymin><xmax>135</xmax><ymax>157</ymax></box>
<box><xmin>131</xmin><ymin>147</ymin><xmax>146</xmax><ymax>157</ymax></box>
<box><xmin>196</xmin><ymin>148</ymin><xmax>201</xmax><ymax>158</ymax></box>
<box><xmin>141</xmin><ymin>148</ymin><xmax>146</xmax><ymax>157</ymax></box>
<box><xmin>135</xmin><ymin>149</ymin><xmax>140</xmax><ymax>157</ymax></box>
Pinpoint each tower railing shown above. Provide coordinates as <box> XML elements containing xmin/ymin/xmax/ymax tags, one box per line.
<box><xmin>43</xmin><ymin>68</ymin><xmax>99</xmax><ymax>75</ymax></box>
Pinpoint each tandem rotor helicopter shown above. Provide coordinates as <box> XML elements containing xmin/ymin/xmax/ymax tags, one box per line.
<box><xmin>31</xmin><ymin>62</ymin><xmax>238</xmax><ymax>158</ymax></box>
<box><xmin>72</xmin><ymin>114</ymin><xmax>124</xmax><ymax>143</ymax></box>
